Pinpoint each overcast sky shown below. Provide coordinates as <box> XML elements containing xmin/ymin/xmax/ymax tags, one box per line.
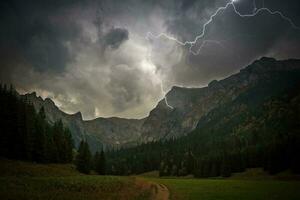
<box><xmin>1</xmin><ymin>0</ymin><xmax>300</xmax><ymax>120</ymax></box>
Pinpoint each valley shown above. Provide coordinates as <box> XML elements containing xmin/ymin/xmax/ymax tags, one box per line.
<box><xmin>2</xmin><ymin>0</ymin><xmax>300</xmax><ymax>199</ymax></box>
<box><xmin>1</xmin><ymin>57</ymin><xmax>300</xmax><ymax>200</ymax></box>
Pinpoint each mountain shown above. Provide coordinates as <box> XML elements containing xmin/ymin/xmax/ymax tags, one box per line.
<box><xmin>140</xmin><ymin>57</ymin><xmax>300</xmax><ymax>141</ymax></box>
<box><xmin>105</xmin><ymin>58</ymin><xmax>300</xmax><ymax>176</ymax></box>
<box><xmin>21</xmin><ymin>93</ymin><xmax>94</xmax><ymax>148</ymax></box>
<box><xmin>83</xmin><ymin>117</ymin><xmax>145</xmax><ymax>147</ymax></box>
<box><xmin>22</xmin><ymin>57</ymin><xmax>300</xmax><ymax>152</ymax></box>
<box><xmin>22</xmin><ymin>92</ymin><xmax>145</xmax><ymax>151</ymax></box>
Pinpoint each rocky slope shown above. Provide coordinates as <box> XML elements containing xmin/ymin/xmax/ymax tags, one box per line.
<box><xmin>22</xmin><ymin>57</ymin><xmax>300</xmax><ymax>151</ymax></box>
<box><xmin>83</xmin><ymin>117</ymin><xmax>145</xmax><ymax>148</ymax></box>
<box><xmin>140</xmin><ymin>57</ymin><xmax>300</xmax><ymax>141</ymax></box>
<box><xmin>21</xmin><ymin>93</ymin><xmax>98</xmax><ymax>150</ymax></box>
<box><xmin>21</xmin><ymin>93</ymin><xmax>144</xmax><ymax>151</ymax></box>
<box><xmin>106</xmin><ymin>58</ymin><xmax>300</xmax><ymax>176</ymax></box>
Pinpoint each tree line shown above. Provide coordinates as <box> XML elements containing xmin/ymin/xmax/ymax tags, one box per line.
<box><xmin>75</xmin><ymin>140</ymin><xmax>106</xmax><ymax>174</ymax></box>
<box><xmin>0</xmin><ymin>84</ymin><xmax>107</xmax><ymax>175</ymax></box>
<box><xmin>105</xmin><ymin>80</ymin><xmax>300</xmax><ymax>177</ymax></box>
<box><xmin>0</xmin><ymin>84</ymin><xmax>74</xmax><ymax>163</ymax></box>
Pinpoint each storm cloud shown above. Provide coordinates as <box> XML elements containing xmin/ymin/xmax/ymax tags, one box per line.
<box><xmin>1</xmin><ymin>0</ymin><xmax>300</xmax><ymax>119</ymax></box>
<box><xmin>103</xmin><ymin>28</ymin><xmax>129</xmax><ymax>50</ymax></box>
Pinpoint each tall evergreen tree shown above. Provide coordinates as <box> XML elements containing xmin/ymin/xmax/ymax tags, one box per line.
<box><xmin>75</xmin><ymin>140</ymin><xmax>92</xmax><ymax>174</ymax></box>
<box><xmin>94</xmin><ymin>150</ymin><xmax>106</xmax><ymax>175</ymax></box>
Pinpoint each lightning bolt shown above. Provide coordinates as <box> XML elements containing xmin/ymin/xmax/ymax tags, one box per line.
<box><xmin>147</xmin><ymin>0</ymin><xmax>300</xmax><ymax>110</ymax></box>
<box><xmin>160</xmin><ymin>83</ymin><xmax>174</xmax><ymax>109</ymax></box>
<box><xmin>147</xmin><ymin>0</ymin><xmax>300</xmax><ymax>56</ymax></box>
<box><xmin>253</xmin><ymin>0</ymin><xmax>257</xmax><ymax>12</ymax></box>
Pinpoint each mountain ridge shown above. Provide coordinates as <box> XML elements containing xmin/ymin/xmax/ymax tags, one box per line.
<box><xmin>140</xmin><ymin>57</ymin><xmax>300</xmax><ymax>141</ymax></box>
<box><xmin>20</xmin><ymin>57</ymin><xmax>300</xmax><ymax>151</ymax></box>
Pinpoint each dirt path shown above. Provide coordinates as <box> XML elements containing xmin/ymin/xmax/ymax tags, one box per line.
<box><xmin>153</xmin><ymin>183</ymin><xmax>170</xmax><ymax>200</ymax></box>
<box><xmin>135</xmin><ymin>177</ymin><xmax>170</xmax><ymax>200</ymax></box>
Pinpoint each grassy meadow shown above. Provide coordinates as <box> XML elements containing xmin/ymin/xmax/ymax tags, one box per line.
<box><xmin>145</xmin><ymin>177</ymin><xmax>300</xmax><ymax>200</ymax></box>
<box><xmin>0</xmin><ymin>159</ymin><xmax>152</xmax><ymax>200</ymax></box>
<box><xmin>0</xmin><ymin>176</ymin><xmax>153</xmax><ymax>200</ymax></box>
<box><xmin>1</xmin><ymin>159</ymin><xmax>300</xmax><ymax>200</ymax></box>
<box><xmin>140</xmin><ymin>169</ymin><xmax>300</xmax><ymax>200</ymax></box>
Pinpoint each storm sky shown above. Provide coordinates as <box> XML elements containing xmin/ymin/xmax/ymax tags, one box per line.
<box><xmin>1</xmin><ymin>0</ymin><xmax>300</xmax><ymax>119</ymax></box>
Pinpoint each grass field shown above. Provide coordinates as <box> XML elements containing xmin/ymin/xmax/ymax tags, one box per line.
<box><xmin>0</xmin><ymin>159</ymin><xmax>152</xmax><ymax>200</ymax></box>
<box><xmin>145</xmin><ymin>177</ymin><xmax>300</xmax><ymax>200</ymax></box>
<box><xmin>0</xmin><ymin>176</ymin><xmax>155</xmax><ymax>200</ymax></box>
<box><xmin>2</xmin><ymin>159</ymin><xmax>300</xmax><ymax>200</ymax></box>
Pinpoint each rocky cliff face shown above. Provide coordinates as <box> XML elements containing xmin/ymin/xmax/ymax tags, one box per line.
<box><xmin>21</xmin><ymin>93</ymin><xmax>144</xmax><ymax>151</ymax></box>
<box><xmin>22</xmin><ymin>57</ymin><xmax>300</xmax><ymax>150</ymax></box>
<box><xmin>140</xmin><ymin>57</ymin><xmax>300</xmax><ymax>141</ymax></box>
<box><xmin>84</xmin><ymin>117</ymin><xmax>145</xmax><ymax>148</ymax></box>
<box><xmin>21</xmin><ymin>93</ymin><xmax>90</xmax><ymax>147</ymax></box>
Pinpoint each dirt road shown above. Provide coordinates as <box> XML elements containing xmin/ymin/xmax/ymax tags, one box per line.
<box><xmin>135</xmin><ymin>177</ymin><xmax>170</xmax><ymax>200</ymax></box>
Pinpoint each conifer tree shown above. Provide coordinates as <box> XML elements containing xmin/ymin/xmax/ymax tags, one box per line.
<box><xmin>94</xmin><ymin>150</ymin><xmax>106</xmax><ymax>175</ymax></box>
<box><xmin>75</xmin><ymin>140</ymin><xmax>92</xmax><ymax>174</ymax></box>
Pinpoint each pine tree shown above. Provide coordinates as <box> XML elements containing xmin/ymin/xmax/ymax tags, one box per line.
<box><xmin>75</xmin><ymin>140</ymin><xmax>92</xmax><ymax>174</ymax></box>
<box><xmin>33</xmin><ymin>107</ymin><xmax>47</xmax><ymax>162</ymax></box>
<box><xmin>221</xmin><ymin>158</ymin><xmax>231</xmax><ymax>177</ymax></box>
<box><xmin>94</xmin><ymin>150</ymin><xmax>106</xmax><ymax>175</ymax></box>
<box><xmin>63</xmin><ymin>128</ymin><xmax>74</xmax><ymax>163</ymax></box>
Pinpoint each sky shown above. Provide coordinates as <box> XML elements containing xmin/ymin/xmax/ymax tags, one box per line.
<box><xmin>1</xmin><ymin>0</ymin><xmax>300</xmax><ymax>120</ymax></box>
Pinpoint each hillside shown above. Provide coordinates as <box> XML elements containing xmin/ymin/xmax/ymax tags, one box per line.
<box><xmin>83</xmin><ymin>117</ymin><xmax>145</xmax><ymax>148</ymax></box>
<box><xmin>22</xmin><ymin>93</ymin><xmax>91</xmax><ymax>147</ymax></box>
<box><xmin>22</xmin><ymin>93</ymin><xmax>145</xmax><ymax>151</ymax></box>
<box><xmin>141</xmin><ymin>57</ymin><xmax>300</xmax><ymax>141</ymax></box>
<box><xmin>106</xmin><ymin>57</ymin><xmax>300</xmax><ymax>176</ymax></box>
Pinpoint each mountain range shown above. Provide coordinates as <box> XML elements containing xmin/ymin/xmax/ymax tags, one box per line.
<box><xmin>21</xmin><ymin>57</ymin><xmax>300</xmax><ymax>152</ymax></box>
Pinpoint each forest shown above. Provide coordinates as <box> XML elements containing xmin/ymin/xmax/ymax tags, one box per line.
<box><xmin>106</xmin><ymin>78</ymin><xmax>300</xmax><ymax>177</ymax></box>
<box><xmin>0</xmin><ymin>84</ymin><xmax>73</xmax><ymax>163</ymax></box>
<box><xmin>0</xmin><ymin>84</ymin><xmax>106</xmax><ymax>174</ymax></box>
<box><xmin>1</xmin><ymin>80</ymin><xmax>300</xmax><ymax>178</ymax></box>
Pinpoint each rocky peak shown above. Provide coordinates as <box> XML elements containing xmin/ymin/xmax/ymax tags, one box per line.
<box><xmin>44</xmin><ymin>97</ymin><xmax>56</xmax><ymax>107</ymax></box>
<box><xmin>19</xmin><ymin>57</ymin><xmax>300</xmax><ymax>150</ymax></box>
<box><xmin>71</xmin><ymin>111</ymin><xmax>83</xmax><ymax>121</ymax></box>
<box><xmin>141</xmin><ymin>57</ymin><xmax>300</xmax><ymax>141</ymax></box>
<box><xmin>29</xmin><ymin>91</ymin><xmax>37</xmax><ymax>96</ymax></box>
<box><xmin>26</xmin><ymin>92</ymin><xmax>42</xmax><ymax>101</ymax></box>
<box><xmin>21</xmin><ymin>90</ymin><xmax>146</xmax><ymax>151</ymax></box>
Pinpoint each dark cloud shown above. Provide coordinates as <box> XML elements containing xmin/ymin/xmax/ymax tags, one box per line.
<box><xmin>156</xmin><ymin>0</ymin><xmax>300</xmax><ymax>87</ymax></box>
<box><xmin>103</xmin><ymin>28</ymin><xmax>129</xmax><ymax>50</ymax></box>
<box><xmin>264</xmin><ymin>0</ymin><xmax>300</xmax><ymax>24</ymax></box>
<box><xmin>180</xmin><ymin>0</ymin><xmax>197</xmax><ymax>11</ymax></box>
<box><xmin>0</xmin><ymin>0</ymin><xmax>300</xmax><ymax>119</ymax></box>
<box><xmin>0</xmin><ymin>0</ymin><xmax>83</xmax><ymax>73</ymax></box>
<box><xmin>165</xmin><ymin>0</ymin><xmax>216</xmax><ymax>37</ymax></box>
<box><xmin>19</xmin><ymin>20</ymin><xmax>79</xmax><ymax>73</ymax></box>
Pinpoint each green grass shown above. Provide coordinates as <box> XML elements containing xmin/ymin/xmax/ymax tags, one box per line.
<box><xmin>146</xmin><ymin>177</ymin><xmax>300</xmax><ymax>200</ymax></box>
<box><xmin>0</xmin><ymin>158</ymin><xmax>79</xmax><ymax>177</ymax></box>
<box><xmin>0</xmin><ymin>176</ymin><xmax>152</xmax><ymax>200</ymax></box>
<box><xmin>2</xmin><ymin>159</ymin><xmax>300</xmax><ymax>200</ymax></box>
<box><xmin>0</xmin><ymin>159</ymin><xmax>152</xmax><ymax>200</ymax></box>
<box><xmin>138</xmin><ymin>171</ymin><xmax>160</xmax><ymax>178</ymax></box>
